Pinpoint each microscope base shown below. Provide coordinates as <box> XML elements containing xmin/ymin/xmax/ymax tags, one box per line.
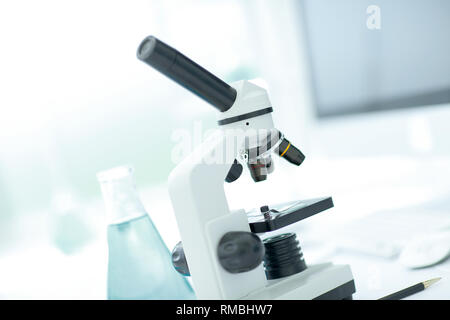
<box><xmin>243</xmin><ymin>263</ymin><xmax>355</xmax><ymax>300</ymax></box>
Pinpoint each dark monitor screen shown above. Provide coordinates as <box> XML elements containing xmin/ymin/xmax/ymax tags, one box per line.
<box><xmin>300</xmin><ymin>0</ymin><xmax>450</xmax><ymax>117</ymax></box>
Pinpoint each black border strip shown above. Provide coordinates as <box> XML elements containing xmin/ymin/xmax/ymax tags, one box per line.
<box><xmin>313</xmin><ymin>280</ymin><xmax>356</xmax><ymax>300</ymax></box>
<box><xmin>218</xmin><ymin>107</ymin><xmax>273</xmax><ymax>126</ymax></box>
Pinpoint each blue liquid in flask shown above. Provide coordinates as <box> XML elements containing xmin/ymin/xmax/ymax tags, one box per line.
<box><xmin>98</xmin><ymin>166</ymin><xmax>195</xmax><ymax>300</ymax></box>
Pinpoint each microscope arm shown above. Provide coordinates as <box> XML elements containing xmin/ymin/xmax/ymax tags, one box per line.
<box><xmin>168</xmin><ymin>129</ymin><xmax>267</xmax><ymax>299</ymax></box>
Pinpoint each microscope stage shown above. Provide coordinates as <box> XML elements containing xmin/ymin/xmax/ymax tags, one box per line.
<box><xmin>247</xmin><ymin>197</ymin><xmax>334</xmax><ymax>233</ymax></box>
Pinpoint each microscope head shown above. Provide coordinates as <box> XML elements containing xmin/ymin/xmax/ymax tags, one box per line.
<box><xmin>216</xmin><ymin>80</ymin><xmax>305</xmax><ymax>182</ymax></box>
<box><xmin>137</xmin><ymin>36</ymin><xmax>305</xmax><ymax>182</ymax></box>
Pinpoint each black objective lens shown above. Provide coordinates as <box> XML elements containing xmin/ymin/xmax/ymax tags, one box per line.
<box><xmin>275</xmin><ymin>138</ymin><xmax>305</xmax><ymax>166</ymax></box>
<box><xmin>249</xmin><ymin>131</ymin><xmax>305</xmax><ymax>167</ymax></box>
<box><xmin>247</xmin><ymin>156</ymin><xmax>273</xmax><ymax>182</ymax></box>
<box><xmin>225</xmin><ymin>159</ymin><xmax>243</xmax><ymax>183</ymax></box>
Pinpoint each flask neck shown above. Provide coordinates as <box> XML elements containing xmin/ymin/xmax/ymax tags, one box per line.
<box><xmin>97</xmin><ymin>166</ymin><xmax>146</xmax><ymax>225</ymax></box>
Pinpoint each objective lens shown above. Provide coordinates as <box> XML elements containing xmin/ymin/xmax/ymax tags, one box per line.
<box><xmin>276</xmin><ymin>138</ymin><xmax>305</xmax><ymax>166</ymax></box>
<box><xmin>247</xmin><ymin>156</ymin><xmax>273</xmax><ymax>182</ymax></box>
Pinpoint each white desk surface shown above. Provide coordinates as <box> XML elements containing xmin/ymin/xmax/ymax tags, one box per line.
<box><xmin>1</xmin><ymin>156</ymin><xmax>449</xmax><ymax>299</ymax></box>
<box><xmin>1</xmin><ymin>232</ymin><xmax>448</xmax><ymax>300</ymax></box>
<box><xmin>319</xmin><ymin>249</ymin><xmax>450</xmax><ymax>300</ymax></box>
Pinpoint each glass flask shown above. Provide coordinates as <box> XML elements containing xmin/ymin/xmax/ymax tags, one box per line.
<box><xmin>97</xmin><ymin>165</ymin><xmax>195</xmax><ymax>300</ymax></box>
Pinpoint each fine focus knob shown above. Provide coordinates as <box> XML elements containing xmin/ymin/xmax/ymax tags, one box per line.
<box><xmin>217</xmin><ymin>231</ymin><xmax>265</xmax><ymax>274</ymax></box>
<box><xmin>171</xmin><ymin>241</ymin><xmax>190</xmax><ymax>276</ymax></box>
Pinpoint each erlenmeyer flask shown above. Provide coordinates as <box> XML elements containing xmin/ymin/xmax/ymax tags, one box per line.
<box><xmin>97</xmin><ymin>165</ymin><xmax>195</xmax><ymax>300</ymax></box>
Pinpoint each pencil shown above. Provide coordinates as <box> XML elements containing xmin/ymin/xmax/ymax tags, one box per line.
<box><xmin>379</xmin><ymin>277</ymin><xmax>441</xmax><ymax>300</ymax></box>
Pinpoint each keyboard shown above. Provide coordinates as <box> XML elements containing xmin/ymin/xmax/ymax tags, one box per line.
<box><xmin>328</xmin><ymin>209</ymin><xmax>450</xmax><ymax>258</ymax></box>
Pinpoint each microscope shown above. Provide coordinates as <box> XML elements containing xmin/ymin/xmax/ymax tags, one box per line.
<box><xmin>137</xmin><ymin>36</ymin><xmax>355</xmax><ymax>300</ymax></box>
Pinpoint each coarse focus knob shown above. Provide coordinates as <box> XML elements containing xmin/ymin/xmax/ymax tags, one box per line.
<box><xmin>217</xmin><ymin>231</ymin><xmax>265</xmax><ymax>274</ymax></box>
<box><xmin>171</xmin><ymin>241</ymin><xmax>190</xmax><ymax>276</ymax></box>
<box><xmin>263</xmin><ymin>233</ymin><xmax>307</xmax><ymax>280</ymax></box>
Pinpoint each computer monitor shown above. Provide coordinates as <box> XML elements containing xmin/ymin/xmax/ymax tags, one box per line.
<box><xmin>297</xmin><ymin>0</ymin><xmax>450</xmax><ymax>157</ymax></box>
<box><xmin>301</xmin><ymin>0</ymin><xmax>450</xmax><ymax>118</ymax></box>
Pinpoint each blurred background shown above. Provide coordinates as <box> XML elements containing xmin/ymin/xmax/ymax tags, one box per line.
<box><xmin>0</xmin><ymin>0</ymin><xmax>449</xmax><ymax>299</ymax></box>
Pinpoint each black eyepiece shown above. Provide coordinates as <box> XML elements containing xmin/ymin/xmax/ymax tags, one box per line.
<box><xmin>137</xmin><ymin>36</ymin><xmax>237</xmax><ymax>112</ymax></box>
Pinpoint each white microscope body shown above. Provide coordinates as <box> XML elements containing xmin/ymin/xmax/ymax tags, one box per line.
<box><xmin>137</xmin><ymin>36</ymin><xmax>355</xmax><ymax>300</ymax></box>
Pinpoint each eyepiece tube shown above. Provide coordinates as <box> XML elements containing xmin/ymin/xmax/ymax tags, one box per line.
<box><xmin>137</xmin><ymin>36</ymin><xmax>237</xmax><ymax>112</ymax></box>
